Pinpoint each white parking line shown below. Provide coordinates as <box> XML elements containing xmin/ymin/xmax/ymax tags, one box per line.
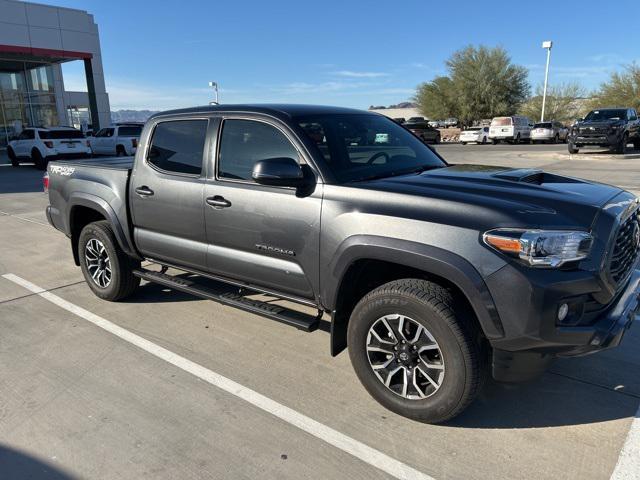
<box><xmin>611</xmin><ymin>404</ymin><xmax>640</xmax><ymax>479</ymax></box>
<box><xmin>2</xmin><ymin>273</ymin><xmax>435</xmax><ymax>480</ymax></box>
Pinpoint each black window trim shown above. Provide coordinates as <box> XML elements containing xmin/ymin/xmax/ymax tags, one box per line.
<box><xmin>214</xmin><ymin>115</ymin><xmax>308</xmax><ymax>188</ymax></box>
<box><xmin>144</xmin><ymin>117</ymin><xmax>210</xmax><ymax>179</ymax></box>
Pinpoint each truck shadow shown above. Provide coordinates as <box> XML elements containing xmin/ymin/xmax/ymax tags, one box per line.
<box><xmin>448</xmin><ymin>326</ymin><xmax>640</xmax><ymax>428</ymax></box>
<box><xmin>0</xmin><ymin>444</ymin><xmax>77</xmax><ymax>479</ymax></box>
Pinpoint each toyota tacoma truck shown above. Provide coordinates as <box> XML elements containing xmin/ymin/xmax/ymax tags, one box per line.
<box><xmin>568</xmin><ymin>107</ymin><xmax>640</xmax><ymax>154</ymax></box>
<box><xmin>45</xmin><ymin>105</ymin><xmax>639</xmax><ymax>423</ymax></box>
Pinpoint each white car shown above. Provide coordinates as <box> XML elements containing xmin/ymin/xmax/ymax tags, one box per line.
<box><xmin>489</xmin><ymin>116</ymin><xmax>532</xmax><ymax>144</ymax></box>
<box><xmin>459</xmin><ymin>126</ymin><xmax>490</xmax><ymax>144</ymax></box>
<box><xmin>7</xmin><ymin>126</ymin><xmax>91</xmax><ymax>170</ymax></box>
<box><xmin>530</xmin><ymin>121</ymin><xmax>568</xmax><ymax>144</ymax></box>
<box><xmin>89</xmin><ymin>123</ymin><xmax>143</xmax><ymax>156</ymax></box>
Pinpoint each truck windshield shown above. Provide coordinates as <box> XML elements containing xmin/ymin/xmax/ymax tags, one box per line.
<box><xmin>584</xmin><ymin>109</ymin><xmax>627</xmax><ymax>121</ymax></box>
<box><xmin>296</xmin><ymin>114</ymin><xmax>445</xmax><ymax>183</ymax></box>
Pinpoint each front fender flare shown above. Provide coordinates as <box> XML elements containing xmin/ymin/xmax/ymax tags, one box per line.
<box><xmin>324</xmin><ymin>236</ymin><xmax>504</xmax><ymax>355</ymax></box>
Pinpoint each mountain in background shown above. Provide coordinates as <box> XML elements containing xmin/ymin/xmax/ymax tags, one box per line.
<box><xmin>110</xmin><ymin>110</ymin><xmax>160</xmax><ymax>123</ymax></box>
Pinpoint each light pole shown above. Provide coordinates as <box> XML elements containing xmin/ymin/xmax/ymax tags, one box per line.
<box><xmin>540</xmin><ymin>40</ymin><xmax>553</xmax><ymax>122</ymax></box>
<box><xmin>208</xmin><ymin>81</ymin><xmax>219</xmax><ymax>105</ymax></box>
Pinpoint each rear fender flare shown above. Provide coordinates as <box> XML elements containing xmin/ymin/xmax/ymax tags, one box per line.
<box><xmin>67</xmin><ymin>192</ymin><xmax>138</xmax><ymax>265</ymax></box>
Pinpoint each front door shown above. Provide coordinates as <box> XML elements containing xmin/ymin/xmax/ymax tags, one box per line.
<box><xmin>204</xmin><ymin>117</ymin><xmax>322</xmax><ymax>300</ymax></box>
<box><xmin>130</xmin><ymin>118</ymin><xmax>210</xmax><ymax>271</ymax></box>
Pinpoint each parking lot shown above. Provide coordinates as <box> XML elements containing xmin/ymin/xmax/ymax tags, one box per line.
<box><xmin>1</xmin><ymin>144</ymin><xmax>639</xmax><ymax>480</ymax></box>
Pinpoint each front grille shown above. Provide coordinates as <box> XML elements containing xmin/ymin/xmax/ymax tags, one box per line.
<box><xmin>609</xmin><ymin>208</ymin><xmax>640</xmax><ymax>286</ymax></box>
<box><xmin>580</xmin><ymin>126</ymin><xmax>608</xmax><ymax>135</ymax></box>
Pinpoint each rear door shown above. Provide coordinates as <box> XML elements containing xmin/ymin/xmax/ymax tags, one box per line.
<box><xmin>203</xmin><ymin>115</ymin><xmax>322</xmax><ymax>300</ymax></box>
<box><xmin>130</xmin><ymin>117</ymin><xmax>211</xmax><ymax>270</ymax></box>
<box><xmin>14</xmin><ymin>129</ymin><xmax>34</xmax><ymax>156</ymax></box>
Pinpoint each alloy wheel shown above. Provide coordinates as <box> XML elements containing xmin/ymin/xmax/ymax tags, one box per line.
<box><xmin>85</xmin><ymin>238</ymin><xmax>112</xmax><ymax>288</ymax></box>
<box><xmin>366</xmin><ymin>314</ymin><xmax>445</xmax><ymax>399</ymax></box>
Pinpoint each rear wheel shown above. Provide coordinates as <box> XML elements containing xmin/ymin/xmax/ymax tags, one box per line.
<box><xmin>347</xmin><ymin>279</ymin><xmax>486</xmax><ymax>423</ymax></box>
<box><xmin>116</xmin><ymin>144</ymin><xmax>126</xmax><ymax>156</ymax></box>
<box><xmin>32</xmin><ymin>149</ymin><xmax>47</xmax><ymax>170</ymax></box>
<box><xmin>7</xmin><ymin>147</ymin><xmax>19</xmax><ymax>167</ymax></box>
<box><xmin>79</xmin><ymin>220</ymin><xmax>140</xmax><ymax>301</ymax></box>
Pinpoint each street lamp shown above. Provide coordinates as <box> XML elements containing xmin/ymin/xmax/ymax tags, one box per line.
<box><xmin>208</xmin><ymin>81</ymin><xmax>219</xmax><ymax>105</ymax></box>
<box><xmin>540</xmin><ymin>40</ymin><xmax>553</xmax><ymax>122</ymax></box>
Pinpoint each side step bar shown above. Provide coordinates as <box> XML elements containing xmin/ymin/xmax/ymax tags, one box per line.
<box><xmin>133</xmin><ymin>269</ymin><xmax>322</xmax><ymax>332</ymax></box>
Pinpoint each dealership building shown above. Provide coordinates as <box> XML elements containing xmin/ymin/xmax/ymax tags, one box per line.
<box><xmin>0</xmin><ymin>0</ymin><xmax>109</xmax><ymax>147</ymax></box>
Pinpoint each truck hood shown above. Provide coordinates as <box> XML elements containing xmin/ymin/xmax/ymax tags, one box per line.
<box><xmin>354</xmin><ymin>164</ymin><xmax>623</xmax><ymax>229</ymax></box>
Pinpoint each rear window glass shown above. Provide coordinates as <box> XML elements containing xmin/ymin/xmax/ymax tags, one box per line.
<box><xmin>39</xmin><ymin>130</ymin><xmax>85</xmax><ymax>139</ymax></box>
<box><xmin>534</xmin><ymin>123</ymin><xmax>552</xmax><ymax>128</ymax></box>
<box><xmin>147</xmin><ymin>119</ymin><xmax>208</xmax><ymax>175</ymax></box>
<box><xmin>491</xmin><ymin>117</ymin><xmax>512</xmax><ymax>126</ymax></box>
<box><xmin>118</xmin><ymin>126</ymin><xmax>142</xmax><ymax>136</ymax></box>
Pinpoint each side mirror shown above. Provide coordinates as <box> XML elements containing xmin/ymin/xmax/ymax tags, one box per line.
<box><xmin>252</xmin><ymin>157</ymin><xmax>306</xmax><ymax>187</ymax></box>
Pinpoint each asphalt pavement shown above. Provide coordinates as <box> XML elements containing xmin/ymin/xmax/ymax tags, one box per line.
<box><xmin>0</xmin><ymin>146</ymin><xmax>638</xmax><ymax>480</ymax></box>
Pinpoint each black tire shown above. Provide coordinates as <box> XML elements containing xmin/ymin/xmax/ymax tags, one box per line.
<box><xmin>568</xmin><ymin>142</ymin><xmax>579</xmax><ymax>154</ymax></box>
<box><xmin>633</xmin><ymin>141</ymin><xmax>640</xmax><ymax>151</ymax></box>
<box><xmin>7</xmin><ymin>147</ymin><xmax>19</xmax><ymax>167</ymax></box>
<box><xmin>116</xmin><ymin>145</ymin><xmax>126</xmax><ymax>156</ymax></box>
<box><xmin>461</xmin><ymin>142</ymin><xmax>467</xmax><ymax>145</ymax></box>
<box><xmin>514</xmin><ymin>134</ymin><xmax>521</xmax><ymax>145</ymax></box>
<box><xmin>32</xmin><ymin>149</ymin><xmax>47</xmax><ymax>170</ymax></box>
<box><xmin>492</xmin><ymin>139</ymin><xmax>499</xmax><ymax>145</ymax></box>
<box><xmin>553</xmin><ymin>134</ymin><xmax>559</xmax><ymax>144</ymax></box>
<box><xmin>615</xmin><ymin>134</ymin><xmax>628</xmax><ymax>154</ymax></box>
<box><xmin>78</xmin><ymin>220</ymin><xmax>141</xmax><ymax>301</ymax></box>
<box><xmin>347</xmin><ymin>279</ymin><xmax>486</xmax><ymax>423</ymax></box>
<box><xmin>434</xmin><ymin>135</ymin><xmax>440</xmax><ymax>144</ymax></box>
<box><xmin>481</xmin><ymin>136</ymin><xmax>487</xmax><ymax>144</ymax></box>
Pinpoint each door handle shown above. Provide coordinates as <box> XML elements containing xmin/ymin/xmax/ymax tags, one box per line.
<box><xmin>206</xmin><ymin>195</ymin><xmax>231</xmax><ymax>208</ymax></box>
<box><xmin>135</xmin><ymin>186</ymin><xmax>154</xmax><ymax>197</ymax></box>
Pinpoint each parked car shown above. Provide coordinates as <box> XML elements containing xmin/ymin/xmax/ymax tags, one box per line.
<box><xmin>530</xmin><ymin>121</ymin><xmax>568</xmax><ymax>144</ymax></box>
<box><xmin>429</xmin><ymin>120</ymin><xmax>444</xmax><ymax>128</ymax></box>
<box><xmin>489</xmin><ymin>116</ymin><xmax>532</xmax><ymax>144</ymax></box>
<box><xmin>404</xmin><ymin>121</ymin><xmax>441</xmax><ymax>144</ymax></box>
<box><xmin>89</xmin><ymin>123</ymin><xmax>144</xmax><ymax>156</ymax></box>
<box><xmin>46</xmin><ymin>104</ymin><xmax>640</xmax><ymax>423</ymax></box>
<box><xmin>407</xmin><ymin>116</ymin><xmax>426</xmax><ymax>123</ymax></box>
<box><xmin>7</xmin><ymin>126</ymin><xmax>90</xmax><ymax>170</ymax></box>
<box><xmin>444</xmin><ymin>118</ymin><xmax>459</xmax><ymax>128</ymax></box>
<box><xmin>459</xmin><ymin>126</ymin><xmax>489</xmax><ymax>144</ymax></box>
<box><xmin>568</xmin><ymin>108</ymin><xmax>640</xmax><ymax>154</ymax></box>
<box><xmin>392</xmin><ymin>117</ymin><xmax>406</xmax><ymax>124</ymax></box>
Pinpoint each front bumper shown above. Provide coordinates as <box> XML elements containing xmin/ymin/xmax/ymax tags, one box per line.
<box><xmin>487</xmin><ymin>263</ymin><xmax>639</xmax><ymax>381</ymax></box>
<box><xmin>569</xmin><ymin>132</ymin><xmax>620</xmax><ymax>146</ymax></box>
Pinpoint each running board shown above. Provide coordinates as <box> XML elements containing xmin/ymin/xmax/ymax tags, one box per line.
<box><xmin>133</xmin><ymin>269</ymin><xmax>321</xmax><ymax>332</ymax></box>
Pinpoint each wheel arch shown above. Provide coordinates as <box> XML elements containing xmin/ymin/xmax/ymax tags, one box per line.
<box><xmin>67</xmin><ymin>193</ymin><xmax>138</xmax><ymax>265</ymax></box>
<box><xmin>324</xmin><ymin>236</ymin><xmax>504</xmax><ymax>356</ymax></box>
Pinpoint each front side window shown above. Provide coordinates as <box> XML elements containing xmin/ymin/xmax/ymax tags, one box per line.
<box><xmin>297</xmin><ymin>113</ymin><xmax>445</xmax><ymax>183</ymax></box>
<box><xmin>147</xmin><ymin>120</ymin><xmax>208</xmax><ymax>175</ymax></box>
<box><xmin>218</xmin><ymin>119</ymin><xmax>299</xmax><ymax>181</ymax></box>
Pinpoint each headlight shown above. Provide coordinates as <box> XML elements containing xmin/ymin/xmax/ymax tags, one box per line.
<box><xmin>483</xmin><ymin>229</ymin><xmax>592</xmax><ymax>267</ymax></box>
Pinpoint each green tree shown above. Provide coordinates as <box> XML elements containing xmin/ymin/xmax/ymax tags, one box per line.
<box><xmin>415</xmin><ymin>46</ymin><xmax>530</xmax><ymax>125</ymax></box>
<box><xmin>520</xmin><ymin>82</ymin><xmax>587</xmax><ymax>124</ymax></box>
<box><xmin>415</xmin><ymin>76</ymin><xmax>458</xmax><ymax>120</ymax></box>
<box><xmin>590</xmin><ymin>64</ymin><xmax>640</xmax><ymax>111</ymax></box>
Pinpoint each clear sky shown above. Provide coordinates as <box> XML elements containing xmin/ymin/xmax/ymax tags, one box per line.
<box><xmin>44</xmin><ymin>0</ymin><xmax>640</xmax><ymax>111</ymax></box>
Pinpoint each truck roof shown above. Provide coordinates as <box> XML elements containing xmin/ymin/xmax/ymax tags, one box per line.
<box><xmin>151</xmin><ymin>104</ymin><xmax>370</xmax><ymax>120</ymax></box>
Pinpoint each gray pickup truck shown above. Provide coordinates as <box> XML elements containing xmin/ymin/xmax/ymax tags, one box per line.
<box><xmin>46</xmin><ymin>104</ymin><xmax>639</xmax><ymax>423</ymax></box>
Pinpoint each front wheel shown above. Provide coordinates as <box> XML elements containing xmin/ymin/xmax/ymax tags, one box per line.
<box><xmin>568</xmin><ymin>142</ymin><xmax>579</xmax><ymax>154</ymax></box>
<box><xmin>32</xmin><ymin>149</ymin><xmax>47</xmax><ymax>170</ymax></box>
<box><xmin>347</xmin><ymin>279</ymin><xmax>486</xmax><ymax>423</ymax></box>
<box><xmin>79</xmin><ymin>220</ymin><xmax>141</xmax><ymax>301</ymax></box>
<box><xmin>492</xmin><ymin>139</ymin><xmax>498</xmax><ymax>145</ymax></box>
<box><xmin>615</xmin><ymin>134</ymin><xmax>628</xmax><ymax>154</ymax></box>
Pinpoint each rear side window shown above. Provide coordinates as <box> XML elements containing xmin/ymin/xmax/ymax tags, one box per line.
<box><xmin>118</xmin><ymin>126</ymin><xmax>142</xmax><ymax>136</ymax></box>
<box><xmin>218</xmin><ymin>119</ymin><xmax>299</xmax><ymax>181</ymax></box>
<box><xmin>147</xmin><ymin>120</ymin><xmax>208</xmax><ymax>175</ymax></box>
<box><xmin>39</xmin><ymin>130</ymin><xmax>85</xmax><ymax>139</ymax></box>
<box><xmin>19</xmin><ymin>129</ymin><xmax>35</xmax><ymax>140</ymax></box>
